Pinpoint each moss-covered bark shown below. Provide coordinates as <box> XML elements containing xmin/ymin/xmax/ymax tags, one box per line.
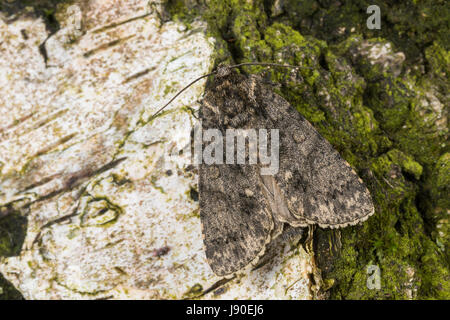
<box><xmin>167</xmin><ymin>0</ymin><xmax>449</xmax><ymax>299</ymax></box>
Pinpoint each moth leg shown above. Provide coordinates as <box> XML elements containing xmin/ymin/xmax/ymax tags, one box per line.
<box><xmin>303</xmin><ymin>225</ymin><xmax>325</xmax><ymax>298</ymax></box>
<box><xmin>251</xmin><ymin>224</ymin><xmax>305</xmax><ymax>272</ymax></box>
<box><xmin>304</xmin><ymin>225</ymin><xmax>315</xmax><ymax>255</ymax></box>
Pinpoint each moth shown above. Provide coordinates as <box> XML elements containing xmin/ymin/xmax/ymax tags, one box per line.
<box><xmin>155</xmin><ymin>63</ymin><xmax>375</xmax><ymax>277</ymax></box>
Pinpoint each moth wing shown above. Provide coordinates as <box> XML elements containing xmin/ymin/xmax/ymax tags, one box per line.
<box><xmin>259</xmin><ymin>174</ymin><xmax>309</xmax><ymax>228</ymax></box>
<box><xmin>256</xmin><ymin>78</ymin><xmax>375</xmax><ymax>228</ymax></box>
<box><xmin>199</xmin><ymin>163</ymin><xmax>274</xmax><ymax>276</ymax></box>
<box><xmin>199</xmin><ymin>86</ymin><xmax>274</xmax><ymax>277</ymax></box>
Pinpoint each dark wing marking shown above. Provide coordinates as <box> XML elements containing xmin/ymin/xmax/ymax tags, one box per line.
<box><xmin>199</xmin><ymin>76</ymin><xmax>275</xmax><ymax>276</ymax></box>
<box><xmin>199</xmin><ymin>164</ymin><xmax>274</xmax><ymax>276</ymax></box>
<box><xmin>252</xmin><ymin>75</ymin><xmax>375</xmax><ymax>228</ymax></box>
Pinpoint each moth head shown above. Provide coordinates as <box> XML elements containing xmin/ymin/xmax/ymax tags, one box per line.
<box><xmin>216</xmin><ymin>63</ymin><xmax>232</xmax><ymax>78</ymax></box>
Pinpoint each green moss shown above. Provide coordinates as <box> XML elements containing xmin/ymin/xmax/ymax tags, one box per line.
<box><xmin>79</xmin><ymin>197</ymin><xmax>123</xmax><ymax>228</ymax></box>
<box><xmin>275</xmin><ymin>0</ymin><xmax>449</xmax><ymax>60</ymax></box>
<box><xmin>422</xmin><ymin>153</ymin><xmax>450</xmax><ymax>261</ymax></box>
<box><xmin>366</xmin><ymin>77</ymin><xmax>412</xmax><ymax>130</ymax></box>
<box><xmin>326</xmin><ymin>144</ymin><xmax>447</xmax><ymax>299</ymax></box>
<box><xmin>166</xmin><ymin>0</ymin><xmax>449</xmax><ymax>299</ymax></box>
<box><xmin>425</xmin><ymin>42</ymin><xmax>450</xmax><ymax>82</ymax></box>
<box><xmin>0</xmin><ymin>213</ymin><xmax>27</xmax><ymax>259</ymax></box>
<box><xmin>432</xmin><ymin>154</ymin><xmax>450</xmax><ymax>197</ymax></box>
<box><xmin>420</xmin><ymin>240</ymin><xmax>450</xmax><ymax>299</ymax></box>
<box><xmin>387</xmin><ymin>149</ymin><xmax>423</xmax><ymax>180</ymax></box>
<box><xmin>0</xmin><ymin>274</ymin><xmax>23</xmax><ymax>300</ymax></box>
<box><xmin>182</xmin><ymin>283</ymin><xmax>203</xmax><ymax>299</ymax></box>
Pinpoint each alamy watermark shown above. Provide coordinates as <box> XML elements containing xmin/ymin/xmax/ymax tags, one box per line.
<box><xmin>367</xmin><ymin>5</ymin><xmax>381</xmax><ymax>30</ymax></box>
<box><xmin>164</xmin><ymin>122</ymin><xmax>280</xmax><ymax>175</ymax></box>
<box><xmin>367</xmin><ymin>264</ymin><xmax>381</xmax><ymax>290</ymax></box>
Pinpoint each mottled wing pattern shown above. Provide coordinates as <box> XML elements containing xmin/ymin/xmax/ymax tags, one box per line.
<box><xmin>249</xmin><ymin>75</ymin><xmax>375</xmax><ymax>228</ymax></box>
<box><xmin>199</xmin><ymin>164</ymin><xmax>274</xmax><ymax>276</ymax></box>
<box><xmin>199</xmin><ymin>75</ymin><xmax>274</xmax><ymax>276</ymax></box>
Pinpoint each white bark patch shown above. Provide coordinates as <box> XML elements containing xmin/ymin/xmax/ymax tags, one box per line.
<box><xmin>0</xmin><ymin>0</ymin><xmax>313</xmax><ymax>299</ymax></box>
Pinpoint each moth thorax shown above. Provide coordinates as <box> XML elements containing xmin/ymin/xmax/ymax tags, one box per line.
<box><xmin>216</xmin><ymin>65</ymin><xmax>232</xmax><ymax>78</ymax></box>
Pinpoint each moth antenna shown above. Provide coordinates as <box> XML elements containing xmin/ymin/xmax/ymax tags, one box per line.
<box><xmin>149</xmin><ymin>62</ymin><xmax>312</xmax><ymax>119</ymax></box>
<box><xmin>231</xmin><ymin>62</ymin><xmax>313</xmax><ymax>70</ymax></box>
<box><xmin>149</xmin><ymin>72</ymin><xmax>215</xmax><ymax>120</ymax></box>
